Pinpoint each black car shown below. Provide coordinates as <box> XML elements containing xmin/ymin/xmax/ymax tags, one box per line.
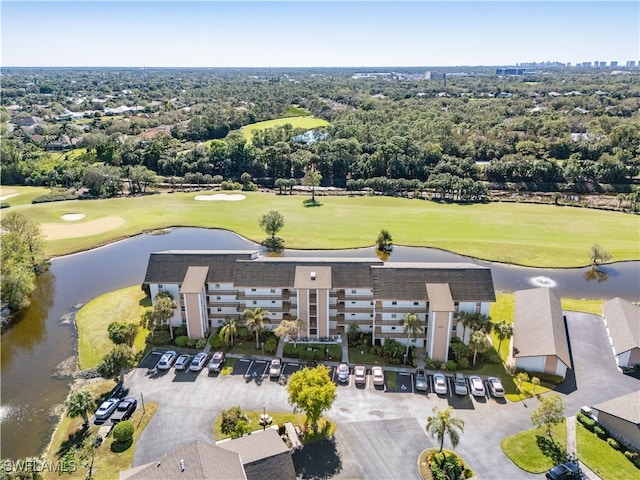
<box><xmin>545</xmin><ymin>461</ymin><xmax>580</xmax><ymax>480</ymax></box>
<box><xmin>110</xmin><ymin>398</ymin><xmax>138</xmax><ymax>423</ymax></box>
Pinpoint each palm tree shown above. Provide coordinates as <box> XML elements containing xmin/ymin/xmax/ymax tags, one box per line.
<box><xmin>471</xmin><ymin>313</ymin><xmax>492</xmax><ymax>334</ymax></box>
<box><xmin>64</xmin><ymin>390</ymin><xmax>94</xmax><ymax>427</ymax></box>
<box><xmin>457</xmin><ymin>312</ymin><xmax>475</xmax><ymax>342</ymax></box>
<box><xmin>400</xmin><ymin>312</ymin><xmax>422</xmax><ymax>364</ymax></box>
<box><xmin>425</xmin><ymin>406</ymin><xmax>465</xmax><ymax>452</ymax></box>
<box><xmin>244</xmin><ymin>307</ymin><xmax>270</xmax><ymax>349</ymax></box>
<box><xmin>153</xmin><ymin>291</ymin><xmax>177</xmax><ymax>339</ymax></box>
<box><xmin>469</xmin><ymin>330</ymin><xmax>489</xmax><ymax>366</ymax></box>
<box><xmin>220</xmin><ymin>317</ymin><xmax>240</xmax><ymax>347</ymax></box>
<box><xmin>493</xmin><ymin>319</ymin><xmax>514</xmax><ymax>353</ymax></box>
<box><xmin>376</xmin><ymin>229</ymin><xmax>393</xmax><ymax>253</ymax></box>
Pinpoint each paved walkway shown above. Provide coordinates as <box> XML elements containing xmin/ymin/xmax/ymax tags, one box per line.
<box><xmin>566</xmin><ymin>415</ymin><xmax>601</xmax><ymax>480</ymax></box>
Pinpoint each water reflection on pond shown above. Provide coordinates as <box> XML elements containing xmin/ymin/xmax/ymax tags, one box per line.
<box><xmin>0</xmin><ymin>228</ymin><xmax>638</xmax><ymax>460</ymax></box>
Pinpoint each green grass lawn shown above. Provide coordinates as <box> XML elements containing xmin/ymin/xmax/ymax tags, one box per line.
<box><xmin>44</xmin><ymin>394</ymin><xmax>158</xmax><ymax>480</ymax></box>
<box><xmin>75</xmin><ymin>285</ymin><xmax>151</xmax><ymax>369</ymax></box>
<box><xmin>501</xmin><ymin>420</ymin><xmax>567</xmax><ymax>473</ymax></box>
<box><xmin>348</xmin><ymin>347</ymin><xmax>402</xmax><ymax>367</ymax></box>
<box><xmin>240</xmin><ymin>116</ymin><xmax>329</xmax><ymax>141</ymax></box>
<box><xmin>576</xmin><ymin>423</ymin><xmax>639</xmax><ymax>480</ymax></box>
<box><xmin>10</xmin><ymin>191</ymin><xmax>639</xmax><ymax>267</ymax></box>
<box><xmin>560</xmin><ymin>298</ymin><xmax>603</xmax><ymax>315</ymax></box>
<box><xmin>0</xmin><ymin>185</ymin><xmax>52</xmax><ymax>206</ymax></box>
<box><xmin>214</xmin><ymin>410</ymin><xmax>336</xmax><ymax>442</ymax></box>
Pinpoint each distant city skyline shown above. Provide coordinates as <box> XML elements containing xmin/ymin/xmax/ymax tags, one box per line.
<box><xmin>1</xmin><ymin>1</ymin><xmax>638</xmax><ymax>68</ymax></box>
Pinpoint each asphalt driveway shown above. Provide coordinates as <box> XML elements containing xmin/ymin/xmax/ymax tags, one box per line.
<box><xmin>124</xmin><ymin>311</ymin><xmax>637</xmax><ymax>480</ymax></box>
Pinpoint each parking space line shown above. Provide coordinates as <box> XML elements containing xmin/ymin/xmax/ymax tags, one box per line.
<box><xmin>244</xmin><ymin>360</ymin><xmax>254</xmax><ymax>377</ymax></box>
<box><xmin>448</xmin><ymin>377</ymin><xmax>453</xmax><ymax>397</ymax></box>
<box><xmin>259</xmin><ymin>361</ymin><xmax>269</xmax><ymax>378</ymax></box>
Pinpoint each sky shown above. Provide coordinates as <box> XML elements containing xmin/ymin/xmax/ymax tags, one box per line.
<box><xmin>1</xmin><ymin>1</ymin><xmax>638</xmax><ymax>67</ymax></box>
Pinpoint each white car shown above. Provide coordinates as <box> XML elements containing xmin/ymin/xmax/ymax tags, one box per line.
<box><xmin>371</xmin><ymin>366</ymin><xmax>384</xmax><ymax>387</ymax></box>
<box><xmin>94</xmin><ymin>397</ymin><xmax>120</xmax><ymax>420</ymax></box>
<box><xmin>433</xmin><ymin>373</ymin><xmax>447</xmax><ymax>395</ymax></box>
<box><xmin>354</xmin><ymin>365</ymin><xmax>367</xmax><ymax>386</ymax></box>
<box><xmin>157</xmin><ymin>350</ymin><xmax>177</xmax><ymax>370</ymax></box>
<box><xmin>469</xmin><ymin>375</ymin><xmax>486</xmax><ymax>397</ymax></box>
<box><xmin>189</xmin><ymin>352</ymin><xmax>208</xmax><ymax>371</ymax></box>
<box><xmin>487</xmin><ymin>377</ymin><xmax>505</xmax><ymax>397</ymax></box>
<box><xmin>337</xmin><ymin>363</ymin><xmax>350</xmax><ymax>383</ymax></box>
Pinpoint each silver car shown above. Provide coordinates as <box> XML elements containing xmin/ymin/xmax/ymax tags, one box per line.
<box><xmin>454</xmin><ymin>373</ymin><xmax>468</xmax><ymax>395</ymax></box>
<box><xmin>157</xmin><ymin>350</ymin><xmax>177</xmax><ymax>370</ymax></box>
<box><xmin>487</xmin><ymin>377</ymin><xmax>505</xmax><ymax>397</ymax></box>
<box><xmin>189</xmin><ymin>352</ymin><xmax>208</xmax><ymax>371</ymax></box>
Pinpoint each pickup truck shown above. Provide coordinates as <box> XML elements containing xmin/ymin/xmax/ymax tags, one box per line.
<box><xmin>110</xmin><ymin>398</ymin><xmax>137</xmax><ymax>423</ymax></box>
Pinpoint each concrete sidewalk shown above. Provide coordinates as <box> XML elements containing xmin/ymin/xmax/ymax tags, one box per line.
<box><xmin>566</xmin><ymin>415</ymin><xmax>601</xmax><ymax>480</ymax></box>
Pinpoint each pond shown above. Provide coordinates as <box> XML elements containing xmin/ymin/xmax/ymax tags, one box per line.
<box><xmin>1</xmin><ymin>228</ymin><xmax>638</xmax><ymax>460</ymax></box>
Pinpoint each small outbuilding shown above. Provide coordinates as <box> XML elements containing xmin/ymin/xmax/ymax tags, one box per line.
<box><xmin>512</xmin><ymin>288</ymin><xmax>571</xmax><ymax>379</ymax></box>
<box><xmin>592</xmin><ymin>390</ymin><xmax>640</xmax><ymax>450</ymax></box>
<box><xmin>602</xmin><ymin>297</ymin><xmax>640</xmax><ymax>369</ymax></box>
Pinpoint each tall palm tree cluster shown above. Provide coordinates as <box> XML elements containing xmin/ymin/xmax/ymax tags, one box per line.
<box><xmin>219</xmin><ymin>307</ymin><xmax>271</xmax><ymax>348</ymax></box>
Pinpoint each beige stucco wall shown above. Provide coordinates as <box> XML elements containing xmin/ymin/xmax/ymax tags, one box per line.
<box><xmin>298</xmin><ymin>289</ymin><xmax>309</xmax><ymax>336</ymax></box>
<box><xmin>431</xmin><ymin>311</ymin><xmax>450</xmax><ymax>362</ymax></box>
<box><xmin>597</xmin><ymin>412</ymin><xmax>640</xmax><ymax>450</ymax></box>
<box><xmin>318</xmin><ymin>289</ymin><xmax>329</xmax><ymax>337</ymax></box>
<box><xmin>185</xmin><ymin>293</ymin><xmax>204</xmax><ymax>339</ymax></box>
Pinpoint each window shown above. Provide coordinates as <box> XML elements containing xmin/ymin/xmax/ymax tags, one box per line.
<box><xmin>351</xmin><ymin>301</ymin><xmax>356</xmax><ymax>305</ymax></box>
<box><xmin>391</xmin><ymin>326</ymin><xmax>396</xmax><ymax>330</ymax></box>
<box><xmin>253</xmin><ymin>300</ymin><xmax>257</xmax><ymax>305</ymax></box>
<box><xmin>215</xmin><ymin>283</ymin><xmax>220</xmax><ymax>288</ymax></box>
<box><xmin>270</xmin><ymin>288</ymin><xmax>276</xmax><ymax>293</ymax></box>
<box><xmin>271</xmin><ymin>300</ymin><xmax>276</xmax><ymax>304</ymax></box>
<box><xmin>251</xmin><ymin>288</ymin><xmax>257</xmax><ymax>292</ymax></box>
<box><xmin>391</xmin><ymin>314</ymin><xmax>397</xmax><ymax>319</ymax></box>
<box><xmin>216</xmin><ymin>296</ymin><xmax>221</xmax><ymax>300</ymax></box>
<box><xmin>413</xmin><ymin>301</ymin><xmax>419</xmax><ymax>306</ymax></box>
<box><xmin>392</xmin><ymin>301</ymin><xmax>397</xmax><ymax>305</ymax></box>
<box><xmin>351</xmin><ymin>289</ymin><xmax>356</xmax><ymax>294</ymax></box>
<box><xmin>158</xmin><ymin>284</ymin><xmax>164</xmax><ymax>291</ymax></box>
<box><xmin>217</xmin><ymin>308</ymin><xmax>222</xmax><ymax>312</ymax></box>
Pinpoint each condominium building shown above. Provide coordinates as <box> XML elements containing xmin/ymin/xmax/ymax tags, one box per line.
<box><xmin>143</xmin><ymin>250</ymin><xmax>496</xmax><ymax>362</ymax></box>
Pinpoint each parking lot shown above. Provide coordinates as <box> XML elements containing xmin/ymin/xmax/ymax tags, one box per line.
<box><xmin>124</xmin><ymin>351</ymin><xmax>535</xmax><ymax>479</ymax></box>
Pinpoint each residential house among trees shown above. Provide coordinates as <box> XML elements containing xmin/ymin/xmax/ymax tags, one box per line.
<box><xmin>143</xmin><ymin>250</ymin><xmax>495</xmax><ymax>362</ymax></box>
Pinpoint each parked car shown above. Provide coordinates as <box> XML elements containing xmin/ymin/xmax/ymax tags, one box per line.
<box><xmin>545</xmin><ymin>461</ymin><xmax>580</xmax><ymax>479</ymax></box>
<box><xmin>337</xmin><ymin>363</ymin><xmax>350</xmax><ymax>383</ymax></box>
<box><xmin>454</xmin><ymin>373</ymin><xmax>468</xmax><ymax>396</ymax></box>
<box><xmin>110</xmin><ymin>398</ymin><xmax>137</xmax><ymax>423</ymax></box>
<box><xmin>157</xmin><ymin>350</ymin><xmax>177</xmax><ymax>370</ymax></box>
<box><xmin>354</xmin><ymin>365</ymin><xmax>367</xmax><ymax>386</ymax></box>
<box><xmin>415</xmin><ymin>368</ymin><xmax>428</xmax><ymax>392</ymax></box>
<box><xmin>269</xmin><ymin>357</ymin><xmax>282</xmax><ymax>378</ymax></box>
<box><xmin>469</xmin><ymin>375</ymin><xmax>486</xmax><ymax>397</ymax></box>
<box><xmin>433</xmin><ymin>373</ymin><xmax>447</xmax><ymax>395</ymax></box>
<box><xmin>94</xmin><ymin>397</ymin><xmax>120</xmax><ymax>420</ymax></box>
<box><xmin>189</xmin><ymin>352</ymin><xmax>208</xmax><ymax>371</ymax></box>
<box><xmin>487</xmin><ymin>376</ymin><xmax>505</xmax><ymax>397</ymax></box>
<box><xmin>174</xmin><ymin>354</ymin><xmax>191</xmax><ymax>371</ymax></box>
<box><xmin>207</xmin><ymin>351</ymin><xmax>225</xmax><ymax>373</ymax></box>
<box><xmin>371</xmin><ymin>366</ymin><xmax>384</xmax><ymax>387</ymax></box>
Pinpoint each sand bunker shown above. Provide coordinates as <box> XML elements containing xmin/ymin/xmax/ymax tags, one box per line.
<box><xmin>0</xmin><ymin>193</ymin><xmax>20</xmax><ymax>202</ymax></box>
<box><xmin>61</xmin><ymin>213</ymin><xmax>85</xmax><ymax>221</ymax></box>
<box><xmin>195</xmin><ymin>194</ymin><xmax>246</xmax><ymax>201</ymax></box>
<box><xmin>42</xmin><ymin>216</ymin><xmax>125</xmax><ymax>240</ymax></box>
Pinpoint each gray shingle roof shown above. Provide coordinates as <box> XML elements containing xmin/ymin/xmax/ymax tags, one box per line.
<box><xmin>119</xmin><ymin>440</ymin><xmax>246</xmax><ymax>480</ymax></box>
<box><xmin>234</xmin><ymin>257</ymin><xmax>380</xmax><ymax>288</ymax></box>
<box><xmin>603</xmin><ymin>297</ymin><xmax>640</xmax><ymax>355</ymax></box>
<box><xmin>143</xmin><ymin>251</ymin><xmax>258</xmax><ymax>284</ymax></box>
<box><xmin>217</xmin><ymin>429</ymin><xmax>296</xmax><ymax>480</ymax></box>
<box><xmin>593</xmin><ymin>390</ymin><xmax>640</xmax><ymax>425</ymax></box>
<box><xmin>371</xmin><ymin>263</ymin><xmax>495</xmax><ymax>301</ymax></box>
<box><xmin>513</xmin><ymin>288</ymin><xmax>571</xmax><ymax>367</ymax></box>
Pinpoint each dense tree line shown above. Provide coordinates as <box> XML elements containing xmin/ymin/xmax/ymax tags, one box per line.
<box><xmin>0</xmin><ymin>212</ymin><xmax>45</xmax><ymax>311</ymax></box>
<box><xmin>1</xmin><ymin>67</ymin><xmax>639</xmax><ymax>198</ymax></box>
